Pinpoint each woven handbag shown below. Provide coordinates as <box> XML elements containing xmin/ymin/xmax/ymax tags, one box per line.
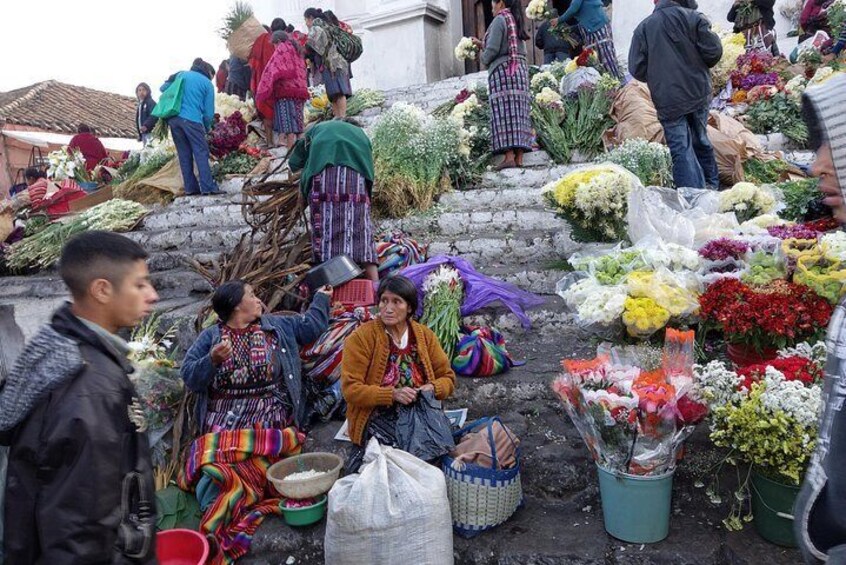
<box><xmin>441</xmin><ymin>417</ymin><xmax>523</xmax><ymax>538</ymax></box>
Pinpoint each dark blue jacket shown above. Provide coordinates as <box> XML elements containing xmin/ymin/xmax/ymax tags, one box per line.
<box><xmin>180</xmin><ymin>293</ymin><xmax>330</xmax><ymax>430</ymax></box>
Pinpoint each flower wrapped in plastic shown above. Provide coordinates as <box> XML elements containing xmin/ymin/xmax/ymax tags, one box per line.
<box><xmin>718</xmin><ymin>182</ymin><xmax>778</xmax><ymax>223</ymax></box>
<box><xmin>553</xmin><ymin>330</ymin><xmax>707</xmax><ymax>476</ymax></box>
<box><xmin>557</xmin><ymin>274</ymin><xmax>628</xmax><ymax>327</ymax></box>
<box><xmin>626</xmin><ymin>269</ymin><xmax>700</xmax><ymax>318</ymax></box>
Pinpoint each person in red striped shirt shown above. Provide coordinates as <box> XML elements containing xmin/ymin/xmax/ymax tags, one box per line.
<box><xmin>2</xmin><ymin>168</ymin><xmax>49</xmax><ymax>213</ymax></box>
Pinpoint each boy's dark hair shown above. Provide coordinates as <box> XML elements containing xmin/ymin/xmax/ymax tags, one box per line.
<box><xmin>212</xmin><ymin>280</ymin><xmax>247</xmax><ymax>323</ymax></box>
<box><xmin>286</xmin><ymin>24</ymin><xmax>295</xmax><ymax>33</ymax></box>
<box><xmin>59</xmin><ymin>231</ymin><xmax>149</xmax><ymax>298</ymax></box>
<box><xmin>77</xmin><ymin>123</ymin><xmax>91</xmax><ymax>134</ymax></box>
<box><xmin>377</xmin><ymin>275</ymin><xmax>419</xmax><ymax>318</ymax></box>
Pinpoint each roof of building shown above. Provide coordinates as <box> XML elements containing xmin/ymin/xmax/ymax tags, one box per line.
<box><xmin>0</xmin><ymin>80</ymin><xmax>138</xmax><ymax>138</ymax></box>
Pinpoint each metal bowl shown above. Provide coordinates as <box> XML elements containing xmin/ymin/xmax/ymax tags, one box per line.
<box><xmin>304</xmin><ymin>255</ymin><xmax>362</xmax><ymax>291</ymax></box>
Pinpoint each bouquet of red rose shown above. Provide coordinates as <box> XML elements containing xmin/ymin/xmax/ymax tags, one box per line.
<box><xmin>552</xmin><ymin>329</ymin><xmax>708</xmax><ymax>476</ymax></box>
<box><xmin>736</xmin><ymin>355</ymin><xmax>822</xmax><ymax>390</ymax></box>
<box><xmin>699</xmin><ymin>278</ymin><xmax>832</xmax><ymax>352</ymax></box>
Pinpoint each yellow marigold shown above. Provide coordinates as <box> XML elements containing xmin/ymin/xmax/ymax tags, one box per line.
<box><xmin>731</xmin><ymin>90</ymin><xmax>748</xmax><ymax>104</ymax></box>
<box><xmin>547</xmin><ymin>168</ymin><xmax>608</xmax><ymax>208</ymax></box>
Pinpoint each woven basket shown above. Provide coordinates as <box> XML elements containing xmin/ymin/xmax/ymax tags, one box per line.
<box><xmin>441</xmin><ymin>417</ymin><xmax>523</xmax><ymax>538</ymax></box>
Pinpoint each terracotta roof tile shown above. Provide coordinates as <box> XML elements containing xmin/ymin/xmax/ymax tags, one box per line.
<box><xmin>0</xmin><ymin>80</ymin><xmax>138</xmax><ymax>138</ymax></box>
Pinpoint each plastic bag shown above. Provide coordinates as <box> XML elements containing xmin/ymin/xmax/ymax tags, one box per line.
<box><xmin>559</xmin><ymin>67</ymin><xmax>602</xmax><ymax>96</ymax></box>
<box><xmin>794</xmin><ymin>253</ymin><xmax>846</xmax><ymax>304</ymax></box>
<box><xmin>627</xmin><ymin>184</ymin><xmax>698</xmax><ymax>248</ymax></box>
<box><xmin>325</xmin><ymin>439</ymin><xmax>454</xmax><ymax>565</ymax></box>
<box><xmin>626</xmin><ymin>269</ymin><xmax>700</xmax><ymax>318</ymax></box>
<box><xmin>396</xmin><ymin>391</ymin><xmax>456</xmax><ymax>462</ymax></box>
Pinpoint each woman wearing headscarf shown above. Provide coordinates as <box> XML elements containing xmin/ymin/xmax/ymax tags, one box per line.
<box><xmin>135</xmin><ymin>82</ymin><xmax>157</xmax><ymax>145</ymax></box>
<box><xmin>256</xmin><ymin>31</ymin><xmax>309</xmax><ymax>151</ymax></box>
<box><xmin>728</xmin><ymin>0</ymin><xmax>779</xmax><ymax>55</ymax></box>
<box><xmin>304</xmin><ymin>7</ymin><xmax>352</xmax><ymax>118</ymax></box>
<box><xmin>555</xmin><ymin>0</ymin><xmax>623</xmax><ymax>79</ymax></box>
<box><xmin>473</xmin><ymin>0</ymin><xmax>533</xmax><ymax>170</ymax></box>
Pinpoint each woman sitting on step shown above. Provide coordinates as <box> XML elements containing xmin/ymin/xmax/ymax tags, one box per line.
<box><xmin>181</xmin><ymin>280</ymin><xmax>331</xmax><ymax>433</ymax></box>
<box><xmin>288</xmin><ymin>118</ymin><xmax>379</xmax><ymax>282</ymax></box>
<box><xmin>341</xmin><ymin>275</ymin><xmax>456</xmax><ymax>472</ymax></box>
<box><xmin>473</xmin><ymin>0</ymin><xmax>533</xmax><ymax>171</ymax></box>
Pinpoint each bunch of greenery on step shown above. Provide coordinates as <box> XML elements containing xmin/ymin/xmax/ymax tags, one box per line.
<box><xmin>829</xmin><ymin>0</ymin><xmax>846</xmax><ymax>36</ymax></box>
<box><xmin>744</xmin><ymin>92</ymin><xmax>808</xmax><ymax>146</ymax></box>
<box><xmin>371</xmin><ymin>102</ymin><xmax>462</xmax><ymax>217</ymax></box>
<box><xmin>5</xmin><ymin>199</ymin><xmax>147</xmax><ymax>272</ymax></box>
<box><xmin>606</xmin><ymin>138</ymin><xmax>674</xmax><ymax>187</ymax></box>
<box><xmin>23</xmin><ymin>215</ymin><xmax>49</xmax><ymax>238</ymax></box>
<box><xmin>777</xmin><ymin>177</ymin><xmax>824</xmax><ymax>222</ymax></box>
<box><xmin>212</xmin><ymin>150</ymin><xmax>260</xmax><ymax>181</ymax></box>
<box><xmin>742</xmin><ymin>157</ymin><xmax>789</xmax><ymax>185</ymax></box>
<box><xmin>420</xmin><ymin>265</ymin><xmax>464</xmax><ymax>360</ymax></box>
<box><xmin>431</xmin><ymin>83</ymin><xmax>489</xmax><ymax>119</ymax></box>
<box><xmin>111</xmin><ymin>154</ymin><xmax>141</xmax><ymax>185</ymax></box>
<box><xmin>218</xmin><ymin>1</ymin><xmax>253</xmax><ymax>40</ymax></box>
<box><xmin>531</xmin><ymin>84</ymin><xmax>615</xmax><ymax>164</ymax></box>
<box><xmin>347</xmin><ymin>88</ymin><xmax>386</xmax><ymax>117</ymax></box>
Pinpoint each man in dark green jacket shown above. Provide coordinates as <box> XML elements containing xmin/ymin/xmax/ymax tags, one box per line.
<box><xmin>629</xmin><ymin>0</ymin><xmax>722</xmax><ymax>189</ymax></box>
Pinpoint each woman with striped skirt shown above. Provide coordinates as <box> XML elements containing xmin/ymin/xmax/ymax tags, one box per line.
<box><xmin>556</xmin><ymin>0</ymin><xmax>623</xmax><ymax>80</ymax></box>
<box><xmin>288</xmin><ymin>119</ymin><xmax>380</xmax><ymax>281</ymax></box>
<box><xmin>476</xmin><ymin>0</ymin><xmax>533</xmax><ymax>170</ymax></box>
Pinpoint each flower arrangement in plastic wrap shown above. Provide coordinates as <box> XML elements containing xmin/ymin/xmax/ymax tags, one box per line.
<box><xmin>420</xmin><ymin>265</ymin><xmax>464</xmax><ymax>360</ymax></box>
<box><xmin>127</xmin><ymin>315</ymin><xmax>184</xmax><ymax>489</ymax></box>
<box><xmin>698</xmin><ymin>278</ymin><xmax>832</xmax><ymax>354</ymax></box>
<box><xmin>552</xmin><ymin>329</ymin><xmax>708</xmax><ymax>476</ymax></box>
<box><xmin>718</xmin><ymin>182</ymin><xmax>778</xmax><ymax>223</ymax></box>
<box><xmin>454</xmin><ymin>37</ymin><xmax>480</xmax><ymax>61</ymax></box>
<box><xmin>209</xmin><ymin>111</ymin><xmax>248</xmax><ymax>158</ymax></box>
<box><xmin>542</xmin><ymin>164</ymin><xmax>636</xmax><ymax>242</ymax></box>
<box><xmin>694</xmin><ymin>342</ymin><xmax>825</xmax><ymax>529</ymax></box>
<box><xmin>606</xmin><ymin>138</ymin><xmax>674</xmax><ymax>188</ymax></box>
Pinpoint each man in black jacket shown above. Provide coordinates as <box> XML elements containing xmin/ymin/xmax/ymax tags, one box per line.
<box><xmin>0</xmin><ymin>231</ymin><xmax>159</xmax><ymax>563</ymax></box>
<box><xmin>628</xmin><ymin>0</ymin><xmax>723</xmax><ymax>189</ymax></box>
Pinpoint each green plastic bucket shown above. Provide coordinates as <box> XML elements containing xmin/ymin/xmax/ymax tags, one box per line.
<box><xmin>597</xmin><ymin>465</ymin><xmax>674</xmax><ymax>543</ymax></box>
<box><xmin>751</xmin><ymin>470</ymin><xmax>799</xmax><ymax>547</ymax></box>
<box><xmin>280</xmin><ymin>495</ymin><xmax>327</xmax><ymax>527</ymax></box>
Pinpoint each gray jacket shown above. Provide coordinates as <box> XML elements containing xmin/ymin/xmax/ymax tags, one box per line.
<box><xmin>481</xmin><ymin>14</ymin><xmax>527</xmax><ymax>73</ymax></box>
<box><xmin>628</xmin><ymin>0</ymin><xmax>722</xmax><ymax>121</ymax></box>
<box><xmin>795</xmin><ymin>74</ymin><xmax>846</xmax><ymax>564</ymax></box>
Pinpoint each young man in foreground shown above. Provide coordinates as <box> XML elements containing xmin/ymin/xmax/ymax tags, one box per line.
<box><xmin>0</xmin><ymin>231</ymin><xmax>159</xmax><ymax>563</ymax></box>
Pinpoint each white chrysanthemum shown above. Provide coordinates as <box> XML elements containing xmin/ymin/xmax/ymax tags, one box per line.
<box><xmin>693</xmin><ymin>360</ymin><xmax>744</xmax><ymax>412</ymax></box>
<box><xmin>760</xmin><ymin>367</ymin><xmax>823</xmax><ymax>430</ymax></box>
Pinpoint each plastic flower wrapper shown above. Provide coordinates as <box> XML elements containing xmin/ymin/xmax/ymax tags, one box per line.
<box><xmin>454</xmin><ymin>37</ymin><xmax>479</xmax><ymax>62</ymax></box>
<box><xmin>740</xmin><ymin>250</ymin><xmax>785</xmax><ymax>285</ymax></box>
<box><xmin>626</xmin><ymin>269</ymin><xmax>700</xmax><ymax>318</ymax></box>
<box><xmin>552</xmin><ymin>329</ymin><xmax>706</xmax><ymax>476</ymax></box>
<box><xmin>557</xmin><ymin>274</ymin><xmax>627</xmax><ymax>327</ymax></box>
<box><xmin>568</xmin><ymin>244</ymin><xmax>648</xmax><ymax>285</ymax></box>
<box><xmin>820</xmin><ymin>230</ymin><xmax>846</xmax><ymax>262</ymax></box>
<box><xmin>127</xmin><ymin>315</ymin><xmax>183</xmax><ymax>465</ymax></box>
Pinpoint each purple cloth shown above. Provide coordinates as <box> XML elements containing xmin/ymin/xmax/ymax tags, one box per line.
<box><xmin>400</xmin><ymin>255</ymin><xmax>545</xmax><ymax>329</ymax></box>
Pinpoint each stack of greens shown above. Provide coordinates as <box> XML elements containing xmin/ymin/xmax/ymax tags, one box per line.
<box><xmin>6</xmin><ymin>199</ymin><xmax>148</xmax><ymax>272</ymax></box>
<box><xmin>607</xmin><ymin>138</ymin><xmax>674</xmax><ymax>187</ymax></box>
<box><xmin>420</xmin><ymin>265</ymin><xmax>464</xmax><ymax>360</ymax></box>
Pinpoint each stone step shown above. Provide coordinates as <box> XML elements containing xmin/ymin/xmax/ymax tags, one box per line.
<box><xmin>125</xmin><ymin>225</ymin><xmax>250</xmax><ymax>254</ymax></box>
<box><xmin>424</xmin><ymin>228</ymin><xmax>582</xmax><ymax>267</ymax></box>
<box><xmin>382</xmin><ymin>205</ymin><xmax>565</xmax><ymax>238</ymax></box>
<box><xmin>476</xmin><ymin>163</ymin><xmax>581</xmax><ymax>191</ymax></box>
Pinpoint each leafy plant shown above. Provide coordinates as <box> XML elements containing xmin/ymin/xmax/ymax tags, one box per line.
<box><xmin>219</xmin><ymin>1</ymin><xmax>254</xmax><ymax>40</ymax></box>
<box><xmin>212</xmin><ymin>151</ymin><xmax>260</xmax><ymax>181</ymax></box>
<box><xmin>533</xmin><ymin>86</ymin><xmax>615</xmax><ymax>165</ymax></box>
<box><xmin>607</xmin><ymin>138</ymin><xmax>674</xmax><ymax>187</ymax></box>
<box><xmin>742</xmin><ymin>158</ymin><xmax>789</xmax><ymax>185</ymax></box>
<box><xmin>745</xmin><ymin>93</ymin><xmax>808</xmax><ymax>146</ymax></box>
<box><xmin>777</xmin><ymin>177</ymin><xmax>822</xmax><ymax>222</ymax></box>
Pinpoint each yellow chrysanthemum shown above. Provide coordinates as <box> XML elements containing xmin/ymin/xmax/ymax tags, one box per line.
<box><xmin>622</xmin><ymin>296</ymin><xmax>670</xmax><ymax>337</ymax></box>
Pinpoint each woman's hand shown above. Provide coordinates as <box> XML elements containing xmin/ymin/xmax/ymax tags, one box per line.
<box><xmin>417</xmin><ymin>383</ymin><xmax>435</xmax><ymax>394</ymax></box>
<box><xmin>471</xmin><ymin>37</ymin><xmax>483</xmax><ymax>48</ymax></box>
<box><xmin>392</xmin><ymin>387</ymin><xmax>418</xmax><ymax>405</ymax></box>
<box><xmin>210</xmin><ymin>340</ymin><xmax>233</xmax><ymax>366</ymax></box>
<box><xmin>317</xmin><ymin>284</ymin><xmax>333</xmax><ymax>298</ymax></box>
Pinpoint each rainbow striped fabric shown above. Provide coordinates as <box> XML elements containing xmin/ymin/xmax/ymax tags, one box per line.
<box><xmin>178</xmin><ymin>427</ymin><xmax>305</xmax><ymax>564</ymax></box>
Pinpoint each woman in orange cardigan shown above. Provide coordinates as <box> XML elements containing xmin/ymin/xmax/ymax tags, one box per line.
<box><xmin>341</xmin><ymin>275</ymin><xmax>456</xmax><ymax>469</ymax></box>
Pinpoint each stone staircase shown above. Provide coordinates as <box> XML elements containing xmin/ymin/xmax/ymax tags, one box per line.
<box><xmin>0</xmin><ymin>74</ymin><xmax>803</xmax><ymax>564</ymax></box>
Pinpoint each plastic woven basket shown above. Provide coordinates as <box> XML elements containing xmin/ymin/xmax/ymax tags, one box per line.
<box><xmin>333</xmin><ymin>279</ymin><xmax>376</xmax><ymax>307</ymax></box>
<box><xmin>441</xmin><ymin>417</ymin><xmax>523</xmax><ymax>538</ymax></box>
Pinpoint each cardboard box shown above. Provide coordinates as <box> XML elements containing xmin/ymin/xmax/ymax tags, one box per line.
<box><xmin>68</xmin><ymin>185</ymin><xmax>113</xmax><ymax>213</ymax></box>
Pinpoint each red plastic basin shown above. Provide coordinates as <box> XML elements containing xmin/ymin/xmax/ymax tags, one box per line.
<box><xmin>156</xmin><ymin>529</ymin><xmax>209</xmax><ymax>565</ymax></box>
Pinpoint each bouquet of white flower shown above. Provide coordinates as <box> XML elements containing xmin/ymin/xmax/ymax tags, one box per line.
<box><xmin>526</xmin><ymin>0</ymin><xmax>551</xmax><ymax>20</ymax></box>
<box><xmin>718</xmin><ymin>182</ymin><xmax>778</xmax><ymax>223</ymax></box>
<box><xmin>534</xmin><ymin>87</ymin><xmax>563</xmax><ymax>110</ymax></box>
<box><xmin>530</xmin><ymin>71</ymin><xmax>558</xmax><ymax>94</ymax></box>
<box><xmin>454</xmin><ymin>37</ymin><xmax>480</xmax><ymax>62</ymax></box>
<box><xmin>47</xmin><ymin>148</ymin><xmax>85</xmax><ymax>181</ymax></box>
<box><xmin>215</xmin><ymin>92</ymin><xmax>256</xmax><ymax>122</ymax></box>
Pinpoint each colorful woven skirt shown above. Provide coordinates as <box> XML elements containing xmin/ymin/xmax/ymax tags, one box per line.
<box><xmin>309</xmin><ymin>165</ymin><xmax>378</xmax><ymax>265</ymax></box>
<box><xmin>488</xmin><ymin>61</ymin><xmax>533</xmax><ymax>154</ymax></box>
<box><xmin>580</xmin><ymin>23</ymin><xmax>623</xmax><ymax>80</ymax></box>
<box><xmin>273</xmin><ymin>98</ymin><xmax>305</xmax><ymax>134</ymax></box>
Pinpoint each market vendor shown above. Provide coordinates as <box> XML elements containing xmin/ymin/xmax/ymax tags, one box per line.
<box><xmin>68</xmin><ymin>124</ymin><xmax>108</xmax><ymax>172</ymax></box>
<box><xmin>341</xmin><ymin>275</ymin><xmax>456</xmax><ymax>471</ymax></box>
<box><xmin>1</xmin><ymin>167</ymin><xmax>50</xmax><ymax>214</ymax></box>
<box><xmin>727</xmin><ymin>0</ymin><xmax>779</xmax><ymax>55</ymax></box>
<box><xmin>794</xmin><ymin>72</ymin><xmax>846</xmax><ymax>564</ymax></box>
<box><xmin>256</xmin><ymin>30</ymin><xmax>309</xmax><ymax>151</ymax></box>
<box><xmin>288</xmin><ymin>119</ymin><xmax>379</xmax><ymax>281</ymax></box>
<box><xmin>473</xmin><ymin>0</ymin><xmax>533</xmax><ymax>171</ymax></box>
<box><xmin>180</xmin><ymin>280</ymin><xmax>332</xmax><ymax>433</ymax></box>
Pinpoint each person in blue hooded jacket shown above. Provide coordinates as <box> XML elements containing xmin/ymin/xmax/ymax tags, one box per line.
<box><xmin>160</xmin><ymin>58</ymin><xmax>219</xmax><ymax>196</ymax></box>
<box><xmin>555</xmin><ymin>0</ymin><xmax>622</xmax><ymax>78</ymax></box>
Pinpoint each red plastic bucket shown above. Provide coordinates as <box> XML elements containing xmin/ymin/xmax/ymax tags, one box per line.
<box><xmin>156</xmin><ymin>529</ymin><xmax>210</xmax><ymax>565</ymax></box>
<box><xmin>726</xmin><ymin>343</ymin><xmax>777</xmax><ymax>368</ymax></box>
